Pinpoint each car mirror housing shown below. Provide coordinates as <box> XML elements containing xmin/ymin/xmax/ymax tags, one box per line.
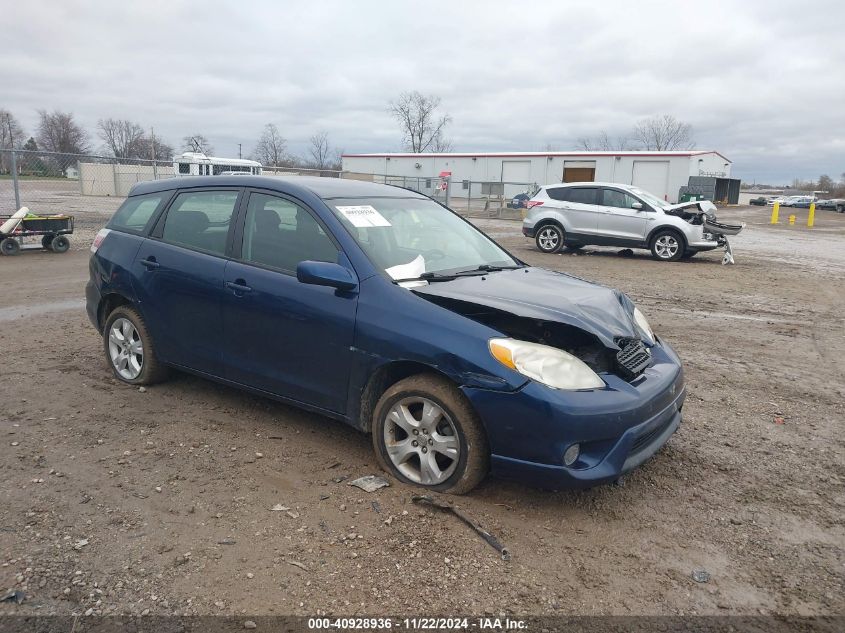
<box><xmin>296</xmin><ymin>261</ymin><xmax>358</xmax><ymax>291</ymax></box>
<box><xmin>631</xmin><ymin>202</ymin><xmax>644</xmax><ymax>210</ymax></box>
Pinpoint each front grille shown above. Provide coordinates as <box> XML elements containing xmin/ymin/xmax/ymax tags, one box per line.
<box><xmin>632</xmin><ymin>416</ymin><xmax>672</xmax><ymax>454</ymax></box>
<box><xmin>615</xmin><ymin>337</ymin><xmax>651</xmax><ymax>379</ymax></box>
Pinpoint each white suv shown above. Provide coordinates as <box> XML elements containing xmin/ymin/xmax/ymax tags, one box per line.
<box><xmin>522</xmin><ymin>182</ymin><xmax>742</xmax><ymax>262</ymax></box>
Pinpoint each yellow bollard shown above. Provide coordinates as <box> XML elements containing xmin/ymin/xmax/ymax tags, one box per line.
<box><xmin>789</xmin><ymin>214</ymin><xmax>796</xmax><ymax>225</ymax></box>
<box><xmin>770</xmin><ymin>201</ymin><xmax>780</xmax><ymax>224</ymax></box>
<box><xmin>808</xmin><ymin>202</ymin><xmax>815</xmax><ymax>228</ymax></box>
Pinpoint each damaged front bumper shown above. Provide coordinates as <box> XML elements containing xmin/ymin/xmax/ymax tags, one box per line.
<box><xmin>462</xmin><ymin>339</ymin><xmax>685</xmax><ymax>489</ymax></box>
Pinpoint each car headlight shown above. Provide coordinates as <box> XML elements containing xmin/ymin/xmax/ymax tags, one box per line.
<box><xmin>633</xmin><ymin>307</ymin><xmax>655</xmax><ymax>345</ymax></box>
<box><xmin>489</xmin><ymin>338</ymin><xmax>605</xmax><ymax>390</ymax></box>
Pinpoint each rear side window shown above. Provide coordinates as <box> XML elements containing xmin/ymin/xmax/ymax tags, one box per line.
<box><xmin>568</xmin><ymin>188</ymin><xmax>598</xmax><ymax>204</ymax></box>
<box><xmin>109</xmin><ymin>193</ymin><xmax>166</xmax><ymax>233</ymax></box>
<box><xmin>161</xmin><ymin>190</ymin><xmax>239</xmax><ymax>256</ymax></box>
<box><xmin>546</xmin><ymin>187</ymin><xmax>571</xmax><ymax>202</ymax></box>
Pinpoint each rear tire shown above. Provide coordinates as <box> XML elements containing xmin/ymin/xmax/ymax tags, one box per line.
<box><xmin>372</xmin><ymin>374</ymin><xmax>489</xmax><ymax>495</ymax></box>
<box><xmin>650</xmin><ymin>229</ymin><xmax>685</xmax><ymax>262</ymax></box>
<box><xmin>535</xmin><ymin>224</ymin><xmax>563</xmax><ymax>253</ymax></box>
<box><xmin>1</xmin><ymin>237</ymin><xmax>20</xmax><ymax>256</ymax></box>
<box><xmin>103</xmin><ymin>306</ymin><xmax>169</xmax><ymax>385</ymax></box>
<box><xmin>51</xmin><ymin>235</ymin><xmax>70</xmax><ymax>253</ymax></box>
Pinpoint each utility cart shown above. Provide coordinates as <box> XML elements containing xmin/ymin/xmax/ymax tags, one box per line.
<box><xmin>0</xmin><ymin>207</ymin><xmax>75</xmax><ymax>256</ymax></box>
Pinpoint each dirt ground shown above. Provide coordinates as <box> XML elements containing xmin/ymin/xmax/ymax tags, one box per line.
<box><xmin>1</xmin><ymin>199</ymin><xmax>843</xmax><ymax>619</ymax></box>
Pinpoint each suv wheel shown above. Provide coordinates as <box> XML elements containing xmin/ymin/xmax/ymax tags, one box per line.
<box><xmin>103</xmin><ymin>306</ymin><xmax>169</xmax><ymax>385</ymax></box>
<box><xmin>650</xmin><ymin>230</ymin><xmax>684</xmax><ymax>262</ymax></box>
<box><xmin>535</xmin><ymin>224</ymin><xmax>563</xmax><ymax>253</ymax></box>
<box><xmin>372</xmin><ymin>374</ymin><xmax>489</xmax><ymax>494</ymax></box>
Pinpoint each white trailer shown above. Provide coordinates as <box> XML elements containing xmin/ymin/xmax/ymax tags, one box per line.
<box><xmin>342</xmin><ymin>151</ymin><xmax>732</xmax><ymax>203</ymax></box>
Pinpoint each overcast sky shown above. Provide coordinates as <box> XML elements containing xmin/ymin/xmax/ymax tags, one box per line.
<box><xmin>3</xmin><ymin>1</ymin><xmax>843</xmax><ymax>183</ymax></box>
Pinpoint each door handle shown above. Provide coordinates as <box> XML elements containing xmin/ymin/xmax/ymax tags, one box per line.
<box><xmin>225</xmin><ymin>280</ymin><xmax>253</xmax><ymax>294</ymax></box>
<box><xmin>140</xmin><ymin>257</ymin><xmax>160</xmax><ymax>269</ymax></box>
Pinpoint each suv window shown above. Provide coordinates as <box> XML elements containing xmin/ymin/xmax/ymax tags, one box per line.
<box><xmin>602</xmin><ymin>189</ymin><xmax>639</xmax><ymax>209</ymax></box>
<box><xmin>546</xmin><ymin>187</ymin><xmax>571</xmax><ymax>202</ymax></box>
<box><xmin>568</xmin><ymin>188</ymin><xmax>598</xmax><ymax>205</ymax></box>
<box><xmin>109</xmin><ymin>193</ymin><xmax>166</xmax><ymax>233</ymax></box>
<box><xmin>241</xmin><ymin>193</ymin><xmax>337</xmax><ymax>272</ymax></box>
<box><xmin>161</xmin><ymin>190</ymin><xmax>239</xmax><ymax>255</ymax></box>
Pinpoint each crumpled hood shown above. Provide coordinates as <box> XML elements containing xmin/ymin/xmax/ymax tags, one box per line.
<box><xmin>663</xmin><ymin>199</ymin><xmax>717</xmax><ymax>217</ymax></box>
<box><xmin>413</xmin><ymin>268</ymin><xmax>639</xmax><ymax>349</ymax></box>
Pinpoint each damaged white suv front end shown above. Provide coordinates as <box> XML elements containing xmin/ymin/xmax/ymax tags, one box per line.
<box><xmin>662</xmin><ymin>199</ymin><xmax>745</xmax><ymax>264</ymax></box>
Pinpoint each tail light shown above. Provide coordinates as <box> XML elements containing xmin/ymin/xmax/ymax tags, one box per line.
<box><xmin>90</xmin><ymin>228</ymin><xmax>111</xmax><ymax>253</ymax></box>
<box><xmin>525</xmin><ymin>201</ymin><xmax>544</xmax><ymax>209</ymax></box>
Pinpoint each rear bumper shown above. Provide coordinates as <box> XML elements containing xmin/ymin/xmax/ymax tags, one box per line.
<box><xmin>463</xmin><ymin>340</ymin><xmax>685</xmax><ymax>489</ymax></box>
<box><xmin>521</xmin><ymin>220</ymin><xmax>537</xmax><ymax>237</ymax></box>
<box><xmin>85</xmin><ymin>278</ymin><xmax>101</xmax><ymax>330</ymax></box>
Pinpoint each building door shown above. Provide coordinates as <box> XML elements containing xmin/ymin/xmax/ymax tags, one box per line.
<box><xmin>632</xmin><ymin>161</ymin><xmax>670</xmax><ymax>200</ymax></box>
<box><xmin>501</xmin><ymin>160</ymin><xmax>532</xmax><ymax>198</ymax></box>
<box><xmin>563</xmin><ymin>160</ymin><xmax>596</xmax><ymax>183</ymax></box>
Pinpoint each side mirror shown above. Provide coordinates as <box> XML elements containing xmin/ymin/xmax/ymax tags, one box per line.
<box><xmin>631</xmin><ymin>202</ymin><xmax>644</xmax><ymax>211</ymax></box>
<box><xmin>296</xmin><ymin>261</ymin><xmax>358</xmax><ymax>291</ymax></box>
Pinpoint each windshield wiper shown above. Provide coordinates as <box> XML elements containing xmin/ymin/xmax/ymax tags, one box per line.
<box><xmin>450</xmin><ymin>264</ymin><xmax>526</xmax><ymax>275</ymax></box>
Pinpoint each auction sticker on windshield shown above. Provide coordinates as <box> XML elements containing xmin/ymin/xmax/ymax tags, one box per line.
<box><xmin>336</xmin><ymin>205</ymin><xmax>391</xmax><ymax>228</ymax></box>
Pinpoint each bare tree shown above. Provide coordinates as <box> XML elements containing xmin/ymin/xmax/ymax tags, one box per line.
<box><xmin>0</xmin><ymin>109</ymin><xmax>25</xmax><ymax>173</ymax></box>
<box><xmin>36</xmin><ymin>110</ymin><xmax>90</xmax><ymax>155</ymax></box>
<box><xmin>0</xmin><ymin>109</ymin><xmax>25</xmax><ymax>149</ymax></box>
<box><xmin>139</xmin><ymin>135</ymin><xmax>174</xmax><ymax>161</ymax></box>
<box><xmin>182</xmin><ymin>134</ymin><xmax>214</xmax><ymax>155</ymax></box>
<box><xmin>576</xmin><ymin>131</ymin><xmax>633</xmax><ymax>151</ymax></box>
<box><xmin>388</xmin><ymin>91</ymin><xmax>452</xmax><ymax>153</ymax></box>
<box><xmin>307</xmin><ymin>131</ymin><xmax>330</xmax><ymax>169</ymax></box>
<box><xmin>97</xmin><ymin>118</ymin><xmax>146</xmax><ymax>159</ymax></box>
<box><xmin>253</xmin><ymin>124</ymin><xmax>287</xmax><ymax>166</ymax></box>
<box><xmin>817</xmin><ymin>174</ymin><xmax>834</xmax><ymax>193</ymax></box>
<box><xmin>632</xmin><ymin>114</ymin><xmax>694</xmax><ymax>150</ymax></box>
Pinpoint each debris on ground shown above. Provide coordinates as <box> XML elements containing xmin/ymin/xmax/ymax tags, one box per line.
<box><xmin>348</xmin><ymin>475</ymin><xmax>390</xmax><ymax>492</ymax></box>
<box><xmin>217</xmin><ymin>538</ymin><xmax>236</xmax><ymax>545</ymax></box>
<box><xmin>692</xmin><ymin>569</ymin><xmax>711</xmax><ymax>583</ymax></box>
<box><xmin>773</xmin><ymin>416</ymin><xmax>785</xmax><ymax>424</ymax></box>
<box><xmin>270</xmin><ymin>504</ymin><xmax>290</xmax><ymax>512</ymax></box>
<box><xmin>618</xmin><ymin>248</ymin><xmax>634</xmax><ymax>257</ymax></box>
<box><xmin>287</xmin><ymin>560</ymin><xmax>308</xmax><ymax>571</ymax></box>
<box><xmin>412</xmin><ymin>495</ymin><xmax>510</xmax><ymax>561</ymax></box>
<box><xmin>244</xmin><ymin>620</ymin><xmax>257</xmax><ymax>629</ymax></box>
<box><xmin>1</xmin><ymin>590</ymin><xmax>26</xmax><ymax>604</ymax></box>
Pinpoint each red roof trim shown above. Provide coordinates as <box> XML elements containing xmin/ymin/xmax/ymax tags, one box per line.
<box><xmin>341</xmin><ymin>151</ymin><xmax>732</xmax><ymax>163</ymax></box>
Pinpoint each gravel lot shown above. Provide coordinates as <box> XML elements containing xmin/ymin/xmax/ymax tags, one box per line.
<box><xmin>1</xmin><ymin>193</ymin><xmax>843</xmax><ymax>619</ymax></box>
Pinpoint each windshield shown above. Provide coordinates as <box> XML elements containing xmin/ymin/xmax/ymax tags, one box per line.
<box><xmin>629</xmin><ymin>187</ymin><xmax>669</xmax><ymax>209</ymax></box>
<box><xmin>327</xmin><ymin>197</ymin><xmax>519</xmax><ymax>279</ymax></box>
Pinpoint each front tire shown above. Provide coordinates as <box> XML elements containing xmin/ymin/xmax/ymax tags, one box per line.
<box><xmin>535</xmin><ymin>224</ymin><xmax>563</xmax><ymax>253</ymax></box>
<box><xmin>103</xmin><ymin>306</ymin><xmax>169</xmax><ymax>385</ymax></box>
<box><xmin>372</xmin><ymin>374</ymin><xmax>489</xmax><ymax>494</ymax></box>
<box><xmin>650</xmin><ymin>229</ymin><xmax>685</xmax><ymax>262</ymax></box>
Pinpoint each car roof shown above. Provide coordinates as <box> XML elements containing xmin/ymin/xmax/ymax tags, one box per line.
<box><xmin>544</xmin><ymin>181</ymin><xmax>640</xmax><ymax>190</ymax></box>
<box><xmin>128</xmin><ymin>175</ymin><xmax>429</xmax><ymax>201</ymax></box>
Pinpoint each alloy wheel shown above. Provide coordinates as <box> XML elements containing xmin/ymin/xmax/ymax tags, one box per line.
<box><xmin>654</xmin><ymin>235</ymin><xmax>679</xmax><ymax>259</ymax></box>
<box><xmin>383</xmin><ymin>397</ymin><xmax>460</xmax><ymax>485</ymax></box>
<box><xmin>537</xmin><ymin>227</ymin><xmax>560</xmax><ymax>251</ymax></box>
<box><xmin>108</xmin><ymin>318</ymin><xmax>144</xmax><ymax>380</ymax></box>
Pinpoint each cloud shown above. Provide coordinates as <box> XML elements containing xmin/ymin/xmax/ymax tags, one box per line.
<box><xmin>1</xmin><ymin>0</ymin><xmax>843</xmax><ymax>182</ymax></box>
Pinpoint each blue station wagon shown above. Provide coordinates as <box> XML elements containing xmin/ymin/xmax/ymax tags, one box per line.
<box><xmin>86</xmin><ymin>176</ymin><xmax>685</xmax><ymax>493</ymax></box>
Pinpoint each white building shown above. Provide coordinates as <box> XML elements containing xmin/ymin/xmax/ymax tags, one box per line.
<box><xmin>342</xmin><ymin>150</ymin><xmax>732</xmax><ymax>203</ymax></box>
